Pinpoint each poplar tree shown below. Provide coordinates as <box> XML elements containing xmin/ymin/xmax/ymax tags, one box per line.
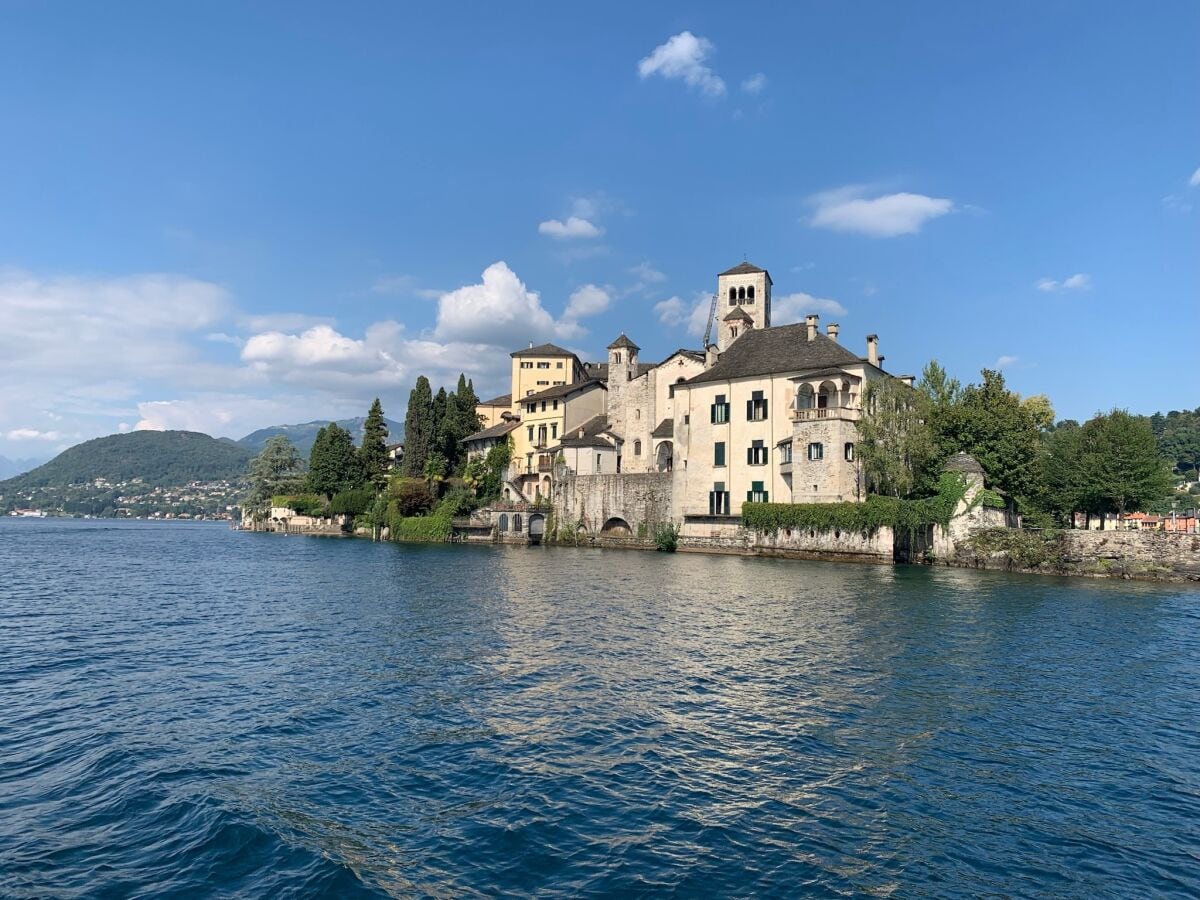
<box><xmin>359</xmin><ymin>399</ymin><xmax>390</xmax><ymax>491</ymax></box>
<box><xmin>401</xmin><ymin>377</ymin><xmax>434</xmax><ymax>477</ymax></box>
<box><xmin>309</xmin><ymin>422</ymin><xmax>363</xmax><ymax>497</ymax></box>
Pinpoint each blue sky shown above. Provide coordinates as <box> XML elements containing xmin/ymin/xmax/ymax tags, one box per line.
<box><xmin>1</xmin><ymin>2</ymin><xmax>1197</xmax><ymax>458</ymax></box>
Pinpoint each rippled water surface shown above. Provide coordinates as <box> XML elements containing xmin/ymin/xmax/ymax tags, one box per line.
<box><xmin>2</xmin><ymin>519</ymin><xmax>1199</xmax><ymax>897</ymax></box>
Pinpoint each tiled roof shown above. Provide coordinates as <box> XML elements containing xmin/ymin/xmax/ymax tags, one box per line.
<box><xmin>521</xmin><ymin>379</ymin><xmax>605</xmax><ymax>403</ymax></box>
<box><xmin>479</xmin><ymin>393</ymin><xmax>511</xmax><ymax>406</ymax></box>
<box><xmin>551</xmin><ymin>415</ymin><xmax>615</xmax><ymax>449</ymax></box>
<box><xmin>511</xmin><ymin>342</ymin><xmax>576</xmax><ymax>358</ymax></box>
<box><xmin>607</xmin><ymin>333</ymin><xmax>640</xmax><ymax>351</ymax></box>
<box><xmin>719</xmin><ymin>261</ymin><xmax>772</xmax><ymax>280</ymax></box>
<box><xmin>651</xmin><ymin>419</ymin><xmax>674</xmax><ymax>439</ymax></box>
<box><xmin>685</xmin><ymin>322</ymin><xmax>863</xmax><ymax>385</ymax></box>
<box><xmin>461</xmin><ymin>420</ymin><xmax>520</xmax><ymax>444</ymax></box>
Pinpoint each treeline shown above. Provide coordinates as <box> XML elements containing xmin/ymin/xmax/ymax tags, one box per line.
<box><xmin>858</xmin><ymin>363</ymin><xmax>1182</xmax><ymax>526</ymax></box>
<box><xmin>400</xmin><ymin>374</ymin><xmax>481</xmax><ymax>480</ymax></box>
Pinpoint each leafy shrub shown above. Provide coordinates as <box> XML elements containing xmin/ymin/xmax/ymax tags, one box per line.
<box><xmin>329</xmin><ymin>487</ymin><xmax>375</xmax><ymax>516</ymax></box>
<box><xmin>654</xmin><ymin>523</ymin><xmax>679</xmax><ymax>552</ymax></box>
<box><xmin>977</xmin><ymin>488</ymin><xmax>1006</xmax><ymax>509</ymax></box>
<box><xmin>968</xmin><ymin>527</ymin><xmax>1066</xmax><ymax>569</ymax></box>
<box><xmin>387</xmin><ymin>489</ymin><xmax>477</xmax><ymax>543</ymax></box>
<box><xmin>389</xmin><ymin>478</ymin><xmax>435</xmax><ymax>517</ymax></box>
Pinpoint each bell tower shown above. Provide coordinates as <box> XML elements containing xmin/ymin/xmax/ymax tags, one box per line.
<box><xmin>717</xmin><ymin>261</ymin><xmax>771</xmax><ymax>333</ymax></box>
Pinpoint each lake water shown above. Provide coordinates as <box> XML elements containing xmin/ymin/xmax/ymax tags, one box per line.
<box><xmin>1</xmin><ymin>518</ymin><xmax>1198</xmax><ymax>898</ymax></box>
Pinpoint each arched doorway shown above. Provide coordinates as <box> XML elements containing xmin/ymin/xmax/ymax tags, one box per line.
<box><xmin>655</xmin><ymin>440</ymin><xmax>673</xmax><ymax>472</ymax></box>
<box><xmin>541</xmin><ymin>475</ymin><xmax>551</xmax><ymax>499</ymax></box>
<box><xmin>601</xmin><ymin>517</ymin><xmax>632</xmax><ymax>536</ymax></box>
<box><xmin>529</xmin><ymin>513</ymin><xmax>545</xmax><ymax>543</ymax></box>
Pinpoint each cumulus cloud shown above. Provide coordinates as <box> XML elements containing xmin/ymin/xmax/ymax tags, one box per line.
<box><xmin>655</xmin><ymin>293</ymin><xmax>714</xmax><ymax>338</ymax></box>
<box><xmin>1036</xmin><ymin>273</ymin><xmax>1091</xmax><ymax>293</ymax></box>
<box><xmin>433</xmin><ymin>261</ymin><xmax>564</xmax><ymax>347</ymax></box>
<box><xmin>538</xmin><ymin>216</ymin><xmax>603</xmax><ymax>239</ymax></box>
<box><xmin>741</xmin><ymin>73</ymin><xmax>767</xmax><ymax>95</ymax></box>
<box><xmin>772</xmin><ymin>292</ymin><xmax>848</xmax><ymax>325</ymax></box>
<box><xmin>637</xmin><ymin>31</ymin><xmax>726</xmax><ymax>97</ymax></box>
<box><xmin>4</xmin><ymin>428</ymin><xmax>63</xmax><ymax>442</ymax></box>
<box><xmin>563</xmin><ymin>284</ymin><xmax>611</xmax><ymax>320</ymax></box>
<box><xmin>808</xmin><ymin>186</ymin><xmax>955</xmax><ymax>237</ymax></box>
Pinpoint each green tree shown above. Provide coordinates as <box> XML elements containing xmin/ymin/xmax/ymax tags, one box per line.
<box><xmin>1078</xmin><ymin>410</ymin><xmax>1174</xmax><ymax>521</ymax></box>
<box><xmin>245</xmin><ymin>435</ymin><xmax>305</xmax><ymax>517</ymax></box>
<box><xmin>857</xmin><ymin>377</ymin><xmax>937</xmax><ymax>498</ymax></box>
<box><xmin>431</xmin><ymin>386</ymin><xmax>449</xmax><ymax>460</ymax></box>
<box><xmin>934</xmin><ymin>369</ymin><xmax>1041</xmax><ymax>504</ymax></box>
<box><xmin>438</xmin><ymin>373</ymin><xmax>483</xmax><ymax>471</ymax></box>
<box><xmin>308</xmin><ymin>422</ymin><xmax>364</xmax><ymax>497</ymax></box>
<box><xmin>402</xmin><ymin>377</ymin><xmax>434</xmax><ymax>477</ymax></box>
<box><xmin>423</xmin><ymin>451</ymin><xmax>448</xmax><ymax>489</ymax></box>
<box><xmin>358</xmin><ymin>399</ymin><xmax>390</xmax><ymax>491</ymax></box>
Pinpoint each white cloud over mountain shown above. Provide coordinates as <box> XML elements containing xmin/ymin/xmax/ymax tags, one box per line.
<box><xmin>638</xmin><ymin>31</ymin><xmax>726</xmax><ymax>98</ymax></box>
<box><xmin>808</xmin><ymin>186</ymin><xmax>955</xmax><ymax>237</ymax></box>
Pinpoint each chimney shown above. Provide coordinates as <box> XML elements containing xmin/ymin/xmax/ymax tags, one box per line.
<box><xmin>806</xmin><ymin>314</ymin><xmax>819</xmax><ymax>341</ymax></box>
<box><xmin>866</xmin><ymin>334</ymin><xmax>879</xmax><ymax>366</ymax></box>
<box><xmin>528</xmin><ymin>341</ymin><xmax>534</xmax><ymax>349</ymax></box>
<box><xmin>706</xmin><ymin>343</ymin><xmax>719</xmax><ymax>368</ymax></box>
<box><xmin>826</xmin><ymin>323</ymin><xmax>840</xmax><ymax>343</ymax></box>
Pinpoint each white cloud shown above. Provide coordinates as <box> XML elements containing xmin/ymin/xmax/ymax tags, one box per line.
<box><xmin>741</xmin><ymin>73</ymin><xmax>767</xmax><ymax>95</ymax></box>
<box><xmin>433</xmin><ymin>261</ymin><xmax>563</xmax><ymax>347</ymax></box>
<box><xmin>1189</xmin><ymin>167</ymin><xmax>1200</xmax><ymax>188</ymax></box>
<box><xmin>655</xmin><ymin>293</ymin><xmax>714</xmax><ymax>338</ymax></box>
<box><xmin>1036</xmin><ymin>273</ymin><xmax>1091</xmax><ymax>293</ymax></box>
<box><xmin>4</xmin><ymin>428</ymin><xmax>63</xmax><ymax>442</ymax></box>
<box><xmin>563</xmin><ymin>284</ymin><xmax>611</xmax><ymax>320</ymax></box>
<box><xmin>808</xmin><ymin>186</ymin><xmax>955</xmax><ymax>237</ymax></box>
<box><xmin>772</xmin><ymin>292</ymin><xmax>848</xmax><ymax>325</ymax></box>
<box><xmin>538</xmin><ymin>216</ymin><xmax>604</xmax><ymax>240</ymax></box>
<box><xmin>637</xmin><ymin>31</ymin><xmax>726</xmax><ymax>97</ymax></box>
<box><xmin>629</xmin><ymin>261</ymin><xmax>666</xmax><ymax>286</ymax></box>
<box><xmin>996</xmin><ymin>355</ymin><xmax>1018</xmax><ymax>369</ymax></box>
<box><xmin>238</xmin><ymin>312</ymin><xmax>334</xmax><ymax>332</ymax></box>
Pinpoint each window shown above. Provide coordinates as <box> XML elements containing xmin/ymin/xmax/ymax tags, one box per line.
<box><xmin>731</xmin><ymin>326</ymin><xmax>739</xmax><ymax>339</ymax></box>
<box><xmin>634</xmin><ymin>409</ymin><xmax>641</xmax><ymax>420</ymax></box>
<box><xmin>551</xmin><ymin>423</ymin><xmax>558</xmax><ymax>439</ymax></box>
<box><xmin>556</xmin><ymin>361</ymin><xmax>563</xmax><ymax>368</ymax></box>
<box><xmin>808</xmin><ymin>442</ymin><xmax>824</xmax><ymax>461</ymax></box>
<box><xmin>540</xmin><ymin>401</ymin><xmax>547</xmax><ymax>412</ymax></box>
<box><xmin>844</xmin><ymin>442</ymin><xmax>855</xmax><ymax>461</ymax></box>
<box><xmin>527</xmin><ymin>426</ymin><xmax>534</xmax><ymax>441</ymax></box>
<box><xmin>512</xmin><ymin>514</ymin><xmax>522</xmax><ymax>532</ymax></box>
<box><xmin>633</xmin><ymin>440</ymin><xmax>641</xmax><ymax>456</ymax></box>
<box><xmin>747</xmin><ymin>480</ymin><xmax>769</xmax><ymax>503</ymax></box>
<box><xmin>526</xmin><ymin>390</ymin><xmax>534</xmax><ymax>397</ymax></box>
<box><xmin>738</xmin><ymin>286</ymin><xmax>746</xmax><ymax>301</ymax></box>
<box><xmin>596</xmin><ymin>453</ymin><xmax>602</xmax><ymax>471</ymax></box>
<box><xmin>714</xmin><ymin>441</ymin><xmax>726</xmax><ymax>467</ymax></box>
<box><xmin>527</xmin><ymin>403</ymin><xmax>536</xmax><ymax>414</ymax></box>
<box><xmin>498</xmin><ymin>514</ymin><xmax>509</xmax><ymax>532</ymax></box>
<box><xmin>683</xmin><ymin>414</ymin><xmax>690</xmax><ymax>425</ymax></box>
<box><xmin>537</xmin><ymin>361</ymin><xmax>550</xmax><ymax>369</ymax></box>
<box><xmin>520</xmin><ymin>361</ymin><xmax>533</xmax><ymax>369</ymax></box>
<box><xmin>780</xmin><ymin>442</ymin><xmax>793</xmax><ymax>464</ymax></box>
<box><xmin>554</xmin><ymin>381</ymin><xmax>564</xmax><ymax>386</ymax></box>
<box><xmin>747</xmin><ymin>285</ymin><xmax>755</xmax><ymax>301</ymax></box>
<box><xmin>709</xmin><ymin>482</ymin><xmax>730</xmax><ymax>516</ymax></box>
<box><xmin>537</xmin><ymin>426</ymin><xmax>547</xmax><ymax>445</ymax></box>
<box><xmin>668</xmin><ymin>384</ymin><xmax>675</xmax><ymax>399</ymax></box>
<box><xmin>747</xmin><ymin>390</ymin><xmax>768</xmax><ymax>421</ymax></box>
<box><xmin>747</xmin><ymin>440</ymin><xmax>767</xmax><ymax>465</ymax></box>
<box><xmin>552</xmin><ymin>400</ymin><xmax>559</xmax><ymax>410</ymax></box>
<box><xmin>614</xmin><ymin>352</ymin><xmax>622</xmax><ymax>364</ymax></box>
<box><xmin>537</xmin><ymin>380</ymin><xmax>549</xmax><ymax>386</ymax></box>
<box><xmin>728</xmin><ymin>287</ymin><xmax>737</xmax><ymax>303</ymax></box>
<box><xmin>711</xmin><ymin>394</ymin><xmax>730</xmax><ymax>424</ymax></box>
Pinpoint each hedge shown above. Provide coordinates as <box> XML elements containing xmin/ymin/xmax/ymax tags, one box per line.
<box><xmin>271</xmin><ymin>493</ymin><xmax>327</xmax><ymax>516</ymax></box>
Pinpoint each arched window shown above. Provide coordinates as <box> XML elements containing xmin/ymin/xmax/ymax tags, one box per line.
<box><xmin>498</xmin><ymin>513</ymin><xmax>509</xmax><ymax>532</ymax></box>
<box><xmin>738</xmin><ymin>286</ymin><xmax>746</xmax><ymax>301</ymax></box>
<box><xmin>633</xmin><ymin>440</ymin><xmax>642</xmax><ymax>456</ymax></box>
<box><xmin>844</xmin><ymin>442</ymin><xmax>855</xmax><ymax>461</ymax></box>
<box><xmin>512</xmin><ymin>514</ymin><xmax>522</xmax><ymax>532</ymax></box>
<box><xmin>634</xmin><ymin>409</ymin><xmax>641</xmax><ymax>420</ymax></box>
<box><xmin>728</xmin><ymin>287</ymin><xmax>737</xmax><ymax>303</ymax></box>
<box><xmin>614</xmin><ymin>352</ymin><xmax>622</xmax><ymax>364</ymax></box>
<box><xmin>747</xmin><ymin>285</ymin><xmax>755</xmax><ymax>301</ymax></box>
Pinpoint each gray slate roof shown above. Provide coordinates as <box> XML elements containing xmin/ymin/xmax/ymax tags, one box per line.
<box><xmin>686</xmin><ymin>322</ymin><xmax>864</xmax><ymax>385</ymax></box>
<box><xmin>719</xmin><ymin>261</ymin><xmax>770</xmax><ymax>279</ymax></box>
<box><xmin>461</xmin><ymin>419</ymin><xmax>520</xmax><ymax>444</ymax></box>
<box><xmin>511</xmin><ymin>342</ymin><xmax>576</xmax><ymax>358</ymax></box>
<box><xmin>551</xmin><ymin>415</ymin><xmax>615</xmax><ymax>449</ymax></box>
<box><xmin>651</xmin><ymin>419</ymin><xmax>674</xmax><ymax>439</ymax></box>
<box><xmin>521</xmin><ymin>379</ymin><xmax>605</xmax><ymax>404</ymax></box>
<box><xmin>943</xmin><ymin>453</ymin><xmax>985</xmax><ymax>475</ymax></box>
<box><xmin>479</xmin><ymin>393</ymin><xmax>511</xmax><ymax>407</ymax></box>
<box><xmin>607</xmin><ymin>333</ymin><xmax>640</xmax><ymax>351</ymax></box>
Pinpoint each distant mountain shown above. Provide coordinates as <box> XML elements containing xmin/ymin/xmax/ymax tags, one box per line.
<box><xmin>237</xmin><ymin>417</ymin><xmax>404</xmax><ymax>458</ymax></box>
<box><xmin>0</xmin><ymin>431</ymin><xmax>254</xmax><ymax>494</ymax></box>
<box><xmin>0</xmin><ymin>454</ymin><xmax>45</xmax><ymax>480</ymax></box>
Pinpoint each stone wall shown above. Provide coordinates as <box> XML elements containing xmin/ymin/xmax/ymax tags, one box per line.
<box><xmin>678</xmin><ymin>518</ymin><xmax>894</xmax><ymax>562</ymax></box>
<box><xmin>553</xmin><ymin>470</ymin><xmax>672</xmax><ymax>539</ymax></box>
<box><xmin>948</xmin><ymin>527</ymin><xmax>1200</xmax><ymax>582</ymax></box>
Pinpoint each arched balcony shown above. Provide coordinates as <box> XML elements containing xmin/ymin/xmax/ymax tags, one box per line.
<box><xmin>791</xmin><ymin>374</ymin><xmax>862</xmax><ymax>421</ymax></box>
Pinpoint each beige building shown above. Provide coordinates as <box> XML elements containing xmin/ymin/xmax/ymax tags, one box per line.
<box><xmin>476</xmin><ymin>393</ymin><xmax>512</xmax><ymax>428</ymax></box>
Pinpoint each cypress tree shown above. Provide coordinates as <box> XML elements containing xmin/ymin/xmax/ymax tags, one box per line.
<box><xmin>306</xmin><ymin>425</ymin><xmax>331</xmax><ymax>495</ymax></box>
<box><xmin>359</xmin><ymin>399</ymin><xmax>390</xmax><ymax>491</ymax></box>
<box><xmin>401</xmin><ymin>377</ymin><xmax>434</xmax><ymax>477</ymax></box>
<box><xmin>432</xmin><ymin>386</ymin><xmax>449</xmax><ymax>461</ymax></box>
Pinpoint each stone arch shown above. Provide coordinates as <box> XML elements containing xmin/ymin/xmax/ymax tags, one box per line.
<box><xmin>541</xmin><ymin>475</ymin><xmax>551</xmax><ymax>498</ymax></box>
<box><xmin>498</xmin><ymin>513</ymin><xmax>509</xmax><ymax>532</ymax></box>
<box><xmin>601</xmin><ymin>517</ymin><xmax>632</xmax><ymax>535</ymax></box>
<box><xmin>738</xmin><ymin>286</ymin><xmax>746</xmax><ymax>301</ymax></box>
<box><xmin>796</xmin><ymin>383</ymin><xmax>815</xmax><ymax>409</ymax></box>
<box><xmin>528</xmin><ymin>513</ymin><xmax>545</xmax><ymax>537</ymax></box>
<box><xmin>655</xmin><ymin>440</ymin><xmax>674</xmax><ymax>472</ymax></box>
<box><xmin>817</xmin><ymin>380</ymin><xmax>838</xmax><ymax>409</ymax></box>
<box><xmin>728</xmin><ymin>287</ymin><xmax>737</xmax><ymax>303</ymax></box>
<box><xmin>747</xmin><ymin>285</ymin><xmax>755</xmax><ymax>300</ymax></box>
